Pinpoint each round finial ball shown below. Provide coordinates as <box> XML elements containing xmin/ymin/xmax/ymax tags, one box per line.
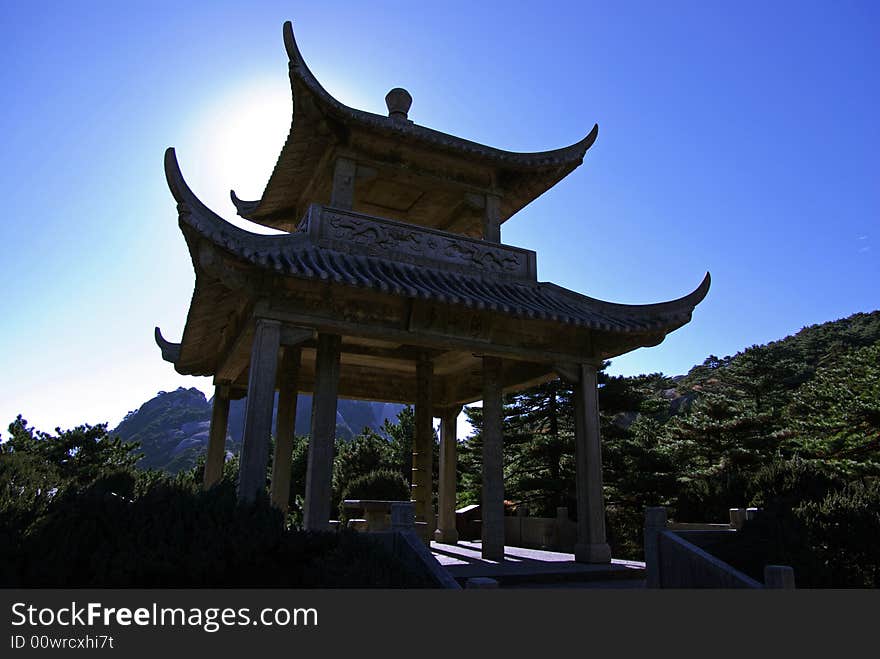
<box><xmin>385</xmin><ymin>87</ymin><xmax>412</xmax><ymax>120</ymax></box>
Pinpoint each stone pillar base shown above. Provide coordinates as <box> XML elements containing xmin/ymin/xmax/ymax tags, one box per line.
<box><xmin>481</xmin><ymin>543</ymin><xmax>504</xmax><ymax>562</ymax></box>
<box><xmin>433</xmin><ymin>528</ymin><xmax>459</xmax><ymax>544</ymax></box>
<box><xmin>574</xmin><ymin>542</ymin><xmax>612</xmax><ymax>564</ymax></box>
<box><xmin>414</xmin><ymin>521</ymin><xmax>431</xmax><ymax>545</ymax></box>
<box><xmin>466</xmin><ymin>577</ymin><xmax>499</xmax><ymax>589</ymax></box>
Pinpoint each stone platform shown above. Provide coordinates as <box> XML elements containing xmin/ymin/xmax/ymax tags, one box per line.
<box><xmin>431</xmin><ymin>541</ymin><xmax>646</xmax><ymax>588</ymax></box>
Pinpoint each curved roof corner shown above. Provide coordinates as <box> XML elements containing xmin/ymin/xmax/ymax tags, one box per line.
<box><xmin>154</xmin><ymin>326</ymin><xmax>181</xmax><ymax>364</ymax></box>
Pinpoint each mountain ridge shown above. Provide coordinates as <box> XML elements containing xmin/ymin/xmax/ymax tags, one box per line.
<box><xmin>113</xmin><ymin>391</ymin><xmax>404</xmax><ymax>473</ymax></box>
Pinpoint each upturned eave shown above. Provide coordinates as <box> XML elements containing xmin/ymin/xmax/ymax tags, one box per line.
<box><xmin>158</xmin><ymin>148</ymin><xmax>710</xmax><ymax>378</ymax></box>
<box><xmin>230</xmin><ymin>21</ymin><xmax>598</xmax><ymax>232</ymax></box>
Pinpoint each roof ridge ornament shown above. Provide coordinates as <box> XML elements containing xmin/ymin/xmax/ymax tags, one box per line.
<box><xmin>385</xmin><ymin>88</ymin><xmax>412</xmax><ymax>122</ymax></box>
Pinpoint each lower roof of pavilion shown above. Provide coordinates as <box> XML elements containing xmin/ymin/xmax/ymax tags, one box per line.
<box><xmin>156</xmin><ymin>148</ymin><xmax>710</xmax><ymax>408</ymax></box>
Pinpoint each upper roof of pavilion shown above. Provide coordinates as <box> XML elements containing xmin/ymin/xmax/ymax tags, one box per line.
<box><xmin>230</xmin><ymin>21</ymin><xmax>598</xmax><ymax>235</ymax></box>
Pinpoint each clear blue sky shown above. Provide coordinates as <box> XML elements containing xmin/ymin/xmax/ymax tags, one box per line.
<box><xmin>1</xmin><ymin>1</ymin><xmax>877</xmax><ymax>434</ymax></box>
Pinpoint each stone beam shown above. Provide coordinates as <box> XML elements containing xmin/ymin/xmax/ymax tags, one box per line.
<box><xmin>440</xmin><ymin>359</ymin><xmax>556</xmax><ymax>408</ymax></box>
<box><xmin>291</xmin><ymin>357</ymin><xmax>418</xmax><ymax>404</ymax></box>
<box><xmin>553</xmin><ymin>363</ymin><xmax>580</xmax><ymax>384</ymax></box>
<box><xmin>279</xmin><ymin>326</ymin><xmax>315</xmax><ymax>347</ymax></box>
<box><xmin>261</xmin><ymin>304</ymin><xmax>594</xmax><ymax>366</ymax></box>
<box><xmin>215</xmin><ymin>322</ymin><xmax>255</xmax><ymax>385</ymax></box>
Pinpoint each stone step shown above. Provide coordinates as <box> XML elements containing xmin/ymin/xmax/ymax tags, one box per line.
<box><xmin>504</xmin><ymin>578</ymin><xmax>647</xmax><ymax>589</ymax></box>
<box><xmin>453</xmin><ymin>565</ymin><xmax>645</xmax><ymax>588</ymax></box>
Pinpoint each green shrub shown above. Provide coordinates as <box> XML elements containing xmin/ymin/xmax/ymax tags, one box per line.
<box><xmin>340</xmin><ymin>468</ymin><xmax>410</xmax><ymax>502</ymax></box>
<box><xmin>793</xmin><ymin>481</ymin><xmax>880</xmax><ymax>587</ymax></box>
<box><xmin>605</xmin><ymin>504</ymin><xmax>644</xmax><ymax>560</ymax></box>
<box><xmin>332</xmin><ymin>433</ymin><xmax>399</xmax><ymax>513</ymax></box>
<box><xmin>338</xmin><ymin>468</ymin><xmax>411</xmax><ymax>520</ymax></box>
<box><xmin>746</xmin><ymin>458</ymin><xmax>846</xmax><ymax>511</ymax></box>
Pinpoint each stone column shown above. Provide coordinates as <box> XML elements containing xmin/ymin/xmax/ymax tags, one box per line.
<box><xmin>434</xmin><ymin>406</ymin><xmax>462</xmax><ymax>544</ymax></box>
<box><xmin>269</xmin><ymin>346</ymin><xmax>301</xmax><ymax>512</ymax></box>
<box><xmin>237</xmin><ymin>319</ymin><xmax>281</xmax><ymax>503</ymax></box>
<box><xmin>573</xmin><ymin>362</ymin><xmax>612</xmax><ymax>563</ymax></box>
<box><xmin>203</xmin><ymin>384</ymin><xmax>230</xmax><ymax>490</ymax></box>
<box><xmin>411</xmin><ymin>354</ymin><xmax>434</xmax><ymax>534</ymax></box>
<box><xmin>481</xmin><ymin>355</ymin><xmax>504</xmax><ymax>561</ymax></box>
<box><xmin>330</xmin><ymin>157</ymin><xmax>356</xmax><ymax>209</ymax></box>
<box><xmin>729</xmin><ymin>508</ymin><xmax>748</xmax><ymax>530</ymax></box>
<box><xmin>391</xmin><ymin>501</ymin><xmax>415</xmax><ymax>533</ymax></box>
<box><xmin>303</xmin><ymin>333</ymin><xmax>341</xmax><ymax>531</ymax></box>
<box><xmin>483</xmin><ymin>193</ymin><xmax>501</xmax><ymax>243</ymax></box>
<box><xmin>763</xmin><ymin>565</ymin><xmax>796</xmax><ymax>589</ymax></box>
<box><xmin>644</xmin><ymin>507</ymin><xmax>667</xmax><ymax>588</ymax></box>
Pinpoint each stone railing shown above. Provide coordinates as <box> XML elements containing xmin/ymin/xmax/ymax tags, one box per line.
<box><xmin>343</xmin><ymin>499</ymin><xmax>432</xmax><ymax>543</ymax></box>
<box><xmin>454</xmin><ymin>504</ymin><xmax>578</xmax><ymax>552</ymax></box>
<box><xmin>342</xmin><ymin>501</ymin><xmax>460</xmax><ymax>589</ymax></box>
<box><xmin>644</xmin><ymin>507</ymin><xmax>795</xmax><ymax>589</ymax></box>
<box><xmin>503</xmin><ymin>506</ymin><xmax>578</xmax><ymax>553</ymax></box>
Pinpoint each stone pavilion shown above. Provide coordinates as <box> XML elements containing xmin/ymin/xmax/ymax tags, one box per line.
<box><xmin>155</xmin><ymin>21</ymin><xmax>709</xmax><ymax>562</ymax></box>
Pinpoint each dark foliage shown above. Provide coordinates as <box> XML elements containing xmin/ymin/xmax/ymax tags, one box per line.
<box><xmin>454</xmin><ymin>309</ymin><xmax>880</xmax><ymax>586</ymax></box>
<box><xmin>710</xmin><ymin>462</ymin><xmax>880</xmax><ymax>587</ymax></box>
<box><xmin>9</xmin><ymin>478</ymin><xmax>430</xmax><ymax>587</ymax></box>
<box><xmin>0</xmin><ymin>418</ymin><xmax>433</xmax><ymax>588</ymax></box>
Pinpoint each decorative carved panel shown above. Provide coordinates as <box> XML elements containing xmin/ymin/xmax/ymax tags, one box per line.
<box><xmin>302</xmin><ymin>204</ymin><xmax>537</xmax><ymax>280</ymax></box>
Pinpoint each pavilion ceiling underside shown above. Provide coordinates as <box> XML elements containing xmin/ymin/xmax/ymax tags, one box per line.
<box><xmin>173</xmin><ymin>273</ymin><xmax>678</xmax><ymax>380</ymax></box>
<box><xmin>188</xmin><ymin>331</ymin><xmax>560</xmax><ymax>407</ymax></box>
<box><xmin>170</xmin><ymin>281</ymin><xmax>561</xmax><ymax>404</ymax></box>
<box><xmin>173</xmin><ymin>266</ymin><xmax>647</xmax><ymax>373</ymax></box>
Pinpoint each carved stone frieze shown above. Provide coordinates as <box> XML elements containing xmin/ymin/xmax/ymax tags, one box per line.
<box><xmin>304</xmin><ymin>204</ymin><xmax>537</xmax><ymax>280</ymax></box>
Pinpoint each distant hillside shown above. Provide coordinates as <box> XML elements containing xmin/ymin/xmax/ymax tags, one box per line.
<box><xmin>605</xmin><ymin>309</ymin><xmax>880</xmax><ymax>421</ymax></box>
<box><xmin>679</xmin><ymin>309</ymin><xmax>880</xmax><ymax>391</ymax></box>
<box><xmin>113</xmin><ymin>390</ymin><xmax>404</xmax><ymax>473</ymax></box>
